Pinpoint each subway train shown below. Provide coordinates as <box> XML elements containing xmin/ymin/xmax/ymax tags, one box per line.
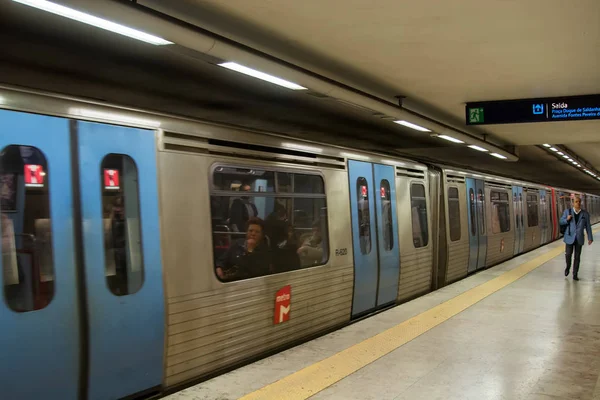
<box><xmin>1</xmin><ymin>85</ymin><xmax>599</xmax><ymax>400</ymax></box>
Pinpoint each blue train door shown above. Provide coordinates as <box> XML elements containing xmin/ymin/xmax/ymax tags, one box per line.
<box><xmin>373</xmin><ymin>164</ymin><xmax>400</xmax><ymax>306</ymax></box>
<box><xmin>348</xmin><ymin>160</ymin><xmax>400</xmax><ymax>317</ymax></box>
<box><xmin>0</xmin><ymin>111</ymin><xmax>80</xmax><ymax>400</ymax></box>
<box><xmin>0</xmin><ymin>110</ymin><xmax>165</xmax><ymax>400</ymax></box>
<box><xmin>475</xmin><ymin>180</ymin><xmax>487</xmax><ymax>270</ymax></box>
<box><xmin>78</xmin><ymin>121</ymin><xmax>165</xmax><ymax>400</ymax></box>
<box><xmin>512</xmin><ymin>186</ymin><xmax>525</xmax><ymax>255</ymax></box>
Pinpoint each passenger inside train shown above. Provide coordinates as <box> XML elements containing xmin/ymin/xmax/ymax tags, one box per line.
<box><xmin>215</xmin><ymin>217</ymin><xmax>272</xmax><ymax>281</ymax></box>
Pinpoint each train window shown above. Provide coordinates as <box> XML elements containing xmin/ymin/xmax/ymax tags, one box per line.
<box><xmin>527</xmin><ymin>194</ymin><xmax>539</xmax><ymax>227</ymax></box>
<box><xmin>410</xmin><ymin>183</ymin><xmax>428</xmax><ymax>248</ymax></box>
<box><xmin>491</xmin><ymin>191</ymin><xmax>511</xmax><ymax>234</ymax></box>
<box><xmin>356</xmin><ymin>177</ymin><xmax>372</xmax><ymax>255</ymax></box>
<box><xmin>380</xmin><ymin>180</ymin><xmax>393</xmax><ymax>251</ymax></box>
<box><xmin>1</xmin><ymin>145</ymin><xmax>54</xmax><ymax>312</ymax></box>
<box><xmin>101</xmin><ymin>154</ymin><xmax>144</xmax><ymax>296</ymax></box>
<box><xmin>469</xmin><ymin>188</ymin><xmax>476</xmax><ymax>236</ymax></box>
<box><xmin>211</xmin><ymin>165</ymin><xmax>329</xmax><ymax>282</ymax></box>
<box><xmin>477</xmin><ymin>189</ymin><xmax>485</xmax><ymax>234</ymax></box>
<box><xmin>448</xmin><ymin>187</ymin><xmax>461</xmax><ymax>241</ymax></box>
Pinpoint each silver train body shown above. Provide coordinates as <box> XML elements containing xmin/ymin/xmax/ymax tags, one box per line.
<box><xmin>0</xmin><ymin>86</ymin><xmax>598</xmax><ymax>399</ymax></box>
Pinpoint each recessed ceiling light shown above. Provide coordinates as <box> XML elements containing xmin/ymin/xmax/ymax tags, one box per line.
<box><xmin>563</xmin><ymin>155</ymin><xmax>570</xmax><ymax>159</ymax></box>
<box><xmin>393</xmin><ymin>120</ymin><xmax>431</xmax><ymax>132</ymax></box>
<box><xmin>437</xmin><ymin>135</ymin><xmax>464</xmax><ymax>143</ymax></box>
<box><xmin>218</xmin><ymin>62</ymin><xmax>307</xmax><ymax>90</ymax></box>
<box><xmin>490</xmin><ymin>153</ymin><xmax>508</xmax><ymax>159</ymax></box>
<box><xmin>557</xmin><ymin>152</ymin><xmax>564</xmax><ymax>156</ymax></box>
<box><xmin>549</xmin><ymin>147</ymin><xmax>559</xmax><ymax>152</ymax></box>
<box><xmin>543</xmin><ymin>144</ymin><xmax>551</xmax><ymax>147</ymax></box>
<box><xmin>468</xmin><ymin>145</ymin><xmax>489</xmax><ymax>152</ymax></box>
<box><xmin>12</xmin><ymin>0</ymin><xmax>173</xmax><ymax>45</ymax></box>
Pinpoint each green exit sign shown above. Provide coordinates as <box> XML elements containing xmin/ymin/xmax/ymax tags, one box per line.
<box><xmin>468</xmin><ymin>107</ymin><xmax>484</xmax><ymax>123</ymax></box>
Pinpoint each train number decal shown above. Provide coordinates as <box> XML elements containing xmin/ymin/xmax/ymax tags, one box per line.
<box><xmin>335</xmin><ymin>248</ymin><xmax>348</xmax><ymax>256</ymax></box>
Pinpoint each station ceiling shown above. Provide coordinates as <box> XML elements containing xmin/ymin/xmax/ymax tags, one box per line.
<box><xmin>1</xmin><ymin>0</ymin><xmax>599</xmax><ymax>193</ymax></box>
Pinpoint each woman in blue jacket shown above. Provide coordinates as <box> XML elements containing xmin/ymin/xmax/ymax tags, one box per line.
<box><xmin>559</xmin><ymin>196</ymin><xmax>593</xmax><ymax>280</ymax></box>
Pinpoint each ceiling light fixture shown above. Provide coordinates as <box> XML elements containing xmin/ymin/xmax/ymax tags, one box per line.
<box><xmin>549</xmin><ymin>147</ymin><xmax>559</xmax><ymax>152</ymax></box>
<box><xmin>218</xmin><ymin>62</ymin><xmax>306</xmax><ymax>90</ymax></box>
<box><xmin>557</xmin><ymin>152</ymin><xmax>564</xmax><ymax>156</ymax></box>
<box><xmin>468</xmin><ymin>145</ymin><xmax>489</xmax><ymax>152</ymax></box>
<box><xmin>12</xmin><ymin>0</ymin><xmax>173</xmax><ymax>45</ymax></box>
<box><xmin>393</xmin><ymin>120</ymin><xmax>431</xmax><ymax>132</ymax></box>
<box><xmin>437</xmin><ymin>134</ymin><xmax>464</xmax><ymax>143</ymax></box>
<box><xmin>562</xmin><ymin>155</ymin><xmax>570</xmax><ymax>159</ymax></box>
<box><xmin>543</xmin><ymin>144</ymin><xmax>552</xmax><ymax>147</ymax></box>
<box><xmin>490</xmin><ymin>153</ymin><xmax>507</xmax><ymax>159</ymax></box>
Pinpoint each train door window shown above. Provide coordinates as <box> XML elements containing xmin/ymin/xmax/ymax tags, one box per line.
<box><xmin>491</xmin><ymin>191</ymin><xmax>510</xmax><ymax>234</ymax></box>
<box><xmin>356</xmin><ymin>177</ymin><xmax>372</xmax><ymax>255</ymax></box>
<box><xmin>477</xmin><ymin>189</ymin><xmax>485</xmax><ymax>234</ymax></box>
<box><xmin>101</xmin><ymin>154</ymin><xmax>144</xmax><ymax>296</ymax></box>
<box><xmin>410</xmin><ymin>183</ymin><xmax>428</xmax><ymax>248</ymax></box>
<box><xmin>540</xmin><ymin>195</ymin><xmax>546</xmax><ymax>227</ymax></box>
<box><xmin>519</xmin><ymin>193</ymin><xmax>524</xmax><ymax>228</ymax></box>
<box><xmin>1</xmin><ymin>145</ymin><xmax>54</xmax><ymax>312</ymax></box>
<box><xmin>527</xmin><ymin>194</ymin><xmax>539</xmax><ymax>227</ymax></box>
<box><xmin>469</xmin><ymin>188</ymin><xmax>476</xmax><ymax>236</ymax></box>
<box><xmin>380</xmin><ymin>179</ymin><xmax>393</xmax><ymax>251</ymax></box>
<box><xmin>211</xmin><ymin>165</ymin><xmax>329</xmax><ymax>282</ymax></box>
<box><xmin>513</xmin><ymin>193</ymin><xmax>519</xmax><ymax>230</ymax></box>
<box><xmin>448</xmin><ymin>187</ymin><xmax>461</xmax><ymax>241</ymax></box>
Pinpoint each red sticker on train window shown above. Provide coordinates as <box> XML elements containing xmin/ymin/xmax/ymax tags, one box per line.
<box><xmin>274</xmin><ymin>285</ymin><xmax>291</xmax><ymax>325</ymax></box>
<box><xmin>24</xmin><ymin>164</ymin><xmax>45</xmax><ymax>187</ymax></box>
<box><xmin>380</xmin><ymin>187</ymin><xmax>386</xmax><ymax>198</ymax></box>
<box><xmin>104</xmin><ymin>169</ymin><xmax>120</xmax><ymax>190</ymax></box>
<box><xmin>361</xmin><ymin>185</ymin><xmax>367</xmax><ymax>197</ymax></box>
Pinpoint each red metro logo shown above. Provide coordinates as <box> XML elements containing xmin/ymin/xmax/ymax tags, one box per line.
<box><xmin>274</xmin><ymin>285</ymin><xmax>291</xmax><ymax>325</ymax></box>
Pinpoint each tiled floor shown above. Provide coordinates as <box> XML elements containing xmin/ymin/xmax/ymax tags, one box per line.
<box><xmin>166</xmin><ymin>239</ymin><xmax>600</xmax><ymax>400</ymax></box>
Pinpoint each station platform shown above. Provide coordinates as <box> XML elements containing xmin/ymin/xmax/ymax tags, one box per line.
<box><xmin>166</xmin><ymin>232</ymin><xmax>600</xmax><ymax>400</ymax></box>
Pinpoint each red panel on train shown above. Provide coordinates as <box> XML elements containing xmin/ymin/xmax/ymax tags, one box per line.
<box><xmin>24</xmin><ymin>164</ymin><xmax>44</xmax><ymax>187</ymax></box>
<box><xmin>274</xmin><ymin>285</ymin><xmax>291</xmax><ymax>325</ymax></box>
<box><xmin>104</xmin><ymin>169</ymin><xmax>120</xmax><ymax>190</ymax></box>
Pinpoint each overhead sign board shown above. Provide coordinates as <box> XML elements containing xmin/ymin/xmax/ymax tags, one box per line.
<box><xmin>466</xmin><ymin>94</ymin><xmax>600</xmax><ymax>125</ymax></box>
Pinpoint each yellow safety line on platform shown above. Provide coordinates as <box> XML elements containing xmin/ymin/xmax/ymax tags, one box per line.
<box><xmin>240</xmin><ymin>231</ymin><xmax>600</xmax><ymax>400</ymax></box>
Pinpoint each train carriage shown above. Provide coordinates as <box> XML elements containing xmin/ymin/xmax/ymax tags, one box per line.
<box><xmin>0</xmin><ymin>85</ymin><xmax>598</xmax><ymax>399</ymax></box>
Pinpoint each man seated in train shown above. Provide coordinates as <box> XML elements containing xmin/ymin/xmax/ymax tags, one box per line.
<box><xmin>560</xmin><ymin>196</ymin><xmax>593</xmax><ymax>281</ymax></box>
<box><xmin>216</xmin><ymin>217</ymin><xmax>272</xmax><ymax>281</ymax></box>
<box><xmin>297</xmin><ymin>220</ymin><xmax>324</xmax><ymax>266</ymax></box>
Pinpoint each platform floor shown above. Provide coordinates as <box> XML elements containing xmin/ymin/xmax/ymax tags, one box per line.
<box><xmin>166</xmin><ymin>233</ymin><xmax>600</xmax><ymax>400</ymax></box>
